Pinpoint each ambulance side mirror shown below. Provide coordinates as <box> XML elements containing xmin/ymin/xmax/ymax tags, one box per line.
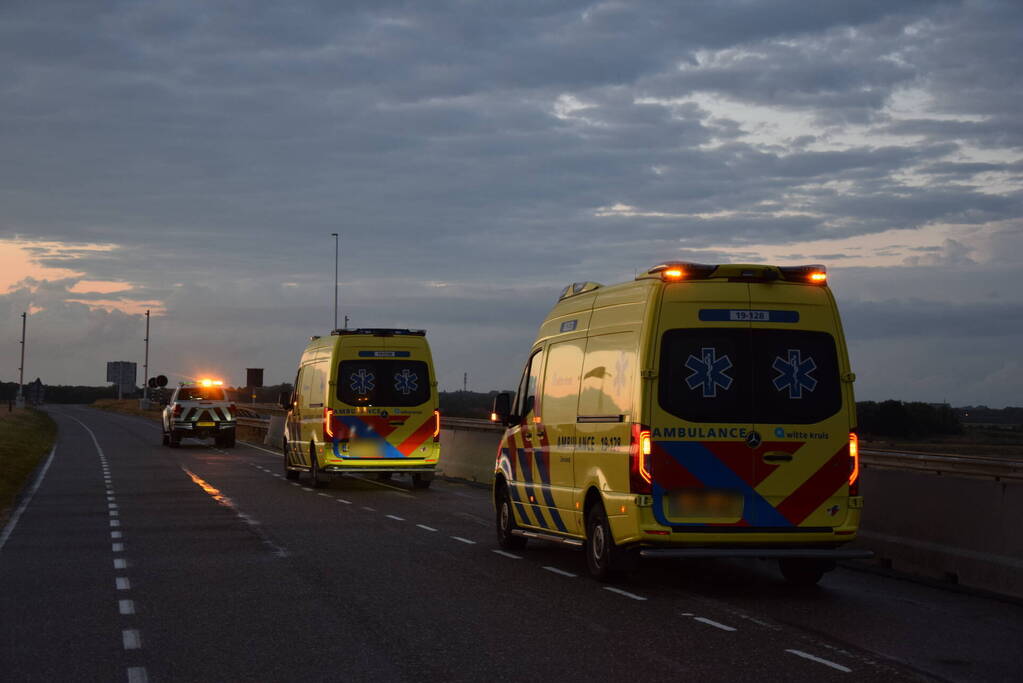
<box><xmin>491</xmin><ymin>392</ymin><xmax>515</xmax><ymax>426</ymax></box>
<box><xmin>278</xmin><ymin>391</ymin><xmax>292</xmax><ymax>409</ymax></box>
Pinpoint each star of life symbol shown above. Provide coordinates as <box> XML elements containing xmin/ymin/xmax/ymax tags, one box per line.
<box><xmin>685</xmin><ymin>347</ymin><xmax>734</xmax><ymax>398</ymax></box>
<box><xmin>349</xmin><ymin>369</ymin><xmax>375</xmax><ymax>395</ymax></box>
<box><xmin>772</xmin><ymin>349</ymin><xmax>818</xmax><ymax>399</ymax></box>
<box><xmin>393</xmin><ymin>368</ymin><xmax>419</xmax><ymax>395</ymax></box>
<box><xmin>612</xmin><ymin>352</ymin><xmax>630</xmax><ymax>396</ymax></box>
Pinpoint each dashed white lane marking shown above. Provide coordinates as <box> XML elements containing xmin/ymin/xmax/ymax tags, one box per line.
<box><xmin>107</xmin><ymin>495</ymin><xmax>116</xmax><ymax>501</ymax></box>
<box><xmin>451</xmin><ymin>536</ymin><xmax>476</xmax><ymax>545</ymax></box>
<box><xmin>273</xmin><ymin>474</ymin><xmax>283</xmax><ymax>478</ymax></box>
<box><xmin>543</xmin><ymin>566</ymin><xmax>577</xmax><ymax>577</ymax></box>
<box><xmin>110</xmin><ymin>520</ymin><xmax>121</xmax><ymax>527</ymax></box>
<box><xmin>492</xmin><ymin>550</ymin><xmax>522</xmax><ymax>559</ymax></box>
<box><xmin>0</xmin><ymin>444</ymin><xmax>56</xmax><ymax>554</ymax></box>
<box><xmin>112</xmin><ymin>543</ymin><xmax>124</xmax><ymax>552</ymax></box>
<box><xmin>109</xmin><ymin>503</ymin><xmax>118</xmax><ymax>509</ymax></box>
<box><xmin>111</xmin><ymin>531</ymin><xmax>123</xmax><ymax>539</ymax></box>
<box><xmin>693</xmin><ymin>617</ymin><xmax>736</xmax><ymax>632</ymax></box>
<box><xmin>603</xmin><ymin>586</ymin><xmax>647</xmax><ymax>601</ymax></box>
<box><xmin>109</xmin><ymin>510</ymin><xmax>120</xmax><ymax>517</ymax></box>
<box><xmin>119</xmin><ymin>599</ymin><xmax>135</xmax><ymax>615</ymax></box>
<box><xmin>238</xmin><ymin>441</ymin><xmax>282</xmax><ymax>457</ymax></box>
<box><xmin>317</xmin><ymin>493</ymin><xmax>332</xmax><ymax>498</ymax></box>
<box><xmin>122</xmin><ymin>629</ymin><xmax>142</xmax><ymax>650</ymax></box>
<box><xmin>116</xmin><ymin>577</ymin><xmax>131</xmax><ymax>590</ymax></box>
<box><xmin>362</xmin><ymin>506</ymin><xmax>377</xmax><ymax>512</ymax></box>
<box><xmin>417</xmin><ymin>524</ymin><xmax>437</xmax><ymax>532</ymax></box>
<box><xmin>785</xmin><ymin>649</ymin><xmax>852</xmax><ymax>673</ymax></box>
<box><xmin>386</xmin><ymin>514</ymin><xmax>405</xmax><ymax>521</ymax></box>
<box><xmin>336</xmin><ymin>498</ymin><xmax>352</xmax><ymax>504</ymax></box>
<box><xmin>302</xmin><ymin>488</ymin><xmax>314</xmax><ymax>492</ymax></box>
<box><xmin>290</xmin><ymin>482</ymin><xmax>301</xmax><ymax>487</ymax></box>
<box><xmin>127</xmin><ymin>666</ymin><xmax>149</xmax><ymax>683</ymax></box>
<box><xmin>114</xmin><ymin>558</ymin><xmax>127</xmax><ymax>569</ymax></box>
<box><xmin>351</xmin><ymin>475</ymin><xmax>415</xmax><ymax>497</ymax></box>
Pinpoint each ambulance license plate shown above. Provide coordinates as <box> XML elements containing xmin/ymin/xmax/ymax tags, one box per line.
<box><xmin>196</xmin><ymin>421</ymin><xmax>215</xmax><ymax>427</ymax></box>
<box><xmin>665</xmin><ymin>489</ymin><xmax>743</xmax><ymax>519</ymax></box>
<box><xmin>350</xmin><ymin>440</ymin><xmax>383</xmax><ymax>458</ymax></box>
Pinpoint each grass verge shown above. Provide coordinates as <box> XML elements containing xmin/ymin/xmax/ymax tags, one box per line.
<box><xmin>0</xmin><ymin>407</ymin><xmax>58</xmax><ymax>527</ymax></box>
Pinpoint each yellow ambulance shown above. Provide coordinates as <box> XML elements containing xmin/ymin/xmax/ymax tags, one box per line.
<box><xmin>282</xmin><ymin>328</ymin><xmax>440</xmax><ymax>489</ymax></box>
<box><xmin>490</xmin><ymin>263</ymin><xmax>871</xmax><ymax>583</ymax></box>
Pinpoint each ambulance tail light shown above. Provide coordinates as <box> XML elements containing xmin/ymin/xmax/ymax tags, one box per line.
<box><xmin>629</xmin><ymin>424</ymin><xmax>653</xmax><ymax>494</ymax></box>
<box><xmin>432</xmin><ymin>410</ymin><xmax>441</xmax><ymax>442</ymax></box>
<box><xmin>323</xmin><ymin>408</ymin><xmax>335</xmax><ymax>441</ymax></box>
<box><xmin>172</xmin><ymin>403</ymin><xmax>182</xmax><ymax>417</ymax></box>
<box><xmin>848</xmin><ymin>431</ymin><xmax>860</xmax><ymax>496</ymax></box>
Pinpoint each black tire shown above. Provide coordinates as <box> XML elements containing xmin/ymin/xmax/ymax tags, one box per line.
<box><xmin>214</xmin><ymin>435</ymin><xmax>225</xmax><ymax>448</ymax></box>
<box><xmin>585</xmin><ymin>502</ymin><xmax>636</xmax><ymax>581</ymax></box>
<box><xmin>495</xmin><ymin>484</ymin><xmax>527</xmax><ymax>551</ymax></box>
<box><xmin>411</xmin><ymin>473</ymin><xmax>433</xmax><ymax>490</ymax></box>
<box><xmin>283</xmin><ymin>439</ymin><xmax>299</xmax><ymax>480</ymax></box>
<box><xmin>376</xmin><ymin>472</ymin><xmax>393</xmax><ymax>481</ymax></box>
<box><xmin>169</xmin><ymin>431</ymin><xmax>181</xmax><ymax>448</ymax></box>
<box><xmin>779</xmin><ymin>559</ymin><xmax>831</xmax><ymax>587</ymax></box>
<box><xmin>223</xmin><ymin>432</ymin><xmax>236</xmax><ymax>449</ymax></box>
<box><xmin>309</xmin><ymin>446</ymin><xmax>327</xmax><ymax>489</ymax></box>
<box><xmin>161</xmin><ymin>431</ymin><xmax>169</xmax><ymax>446</ymax></box>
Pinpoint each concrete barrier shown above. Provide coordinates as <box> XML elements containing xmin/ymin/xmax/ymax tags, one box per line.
<box><xmin>856</xmin><ymin>466</ymin><xmax>1023</xmax><ymax>600</ymax></box>
<box><xmin>436</xmin><ymin>420</ymin><xmax>502</xmax><ymax>486</ymax></box>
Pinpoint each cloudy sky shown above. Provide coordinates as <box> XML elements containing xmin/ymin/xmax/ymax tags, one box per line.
<box><xmin>2</xmin><ymin>0</ymin><xmax>1021</xmax><ymax>407</ymax></box>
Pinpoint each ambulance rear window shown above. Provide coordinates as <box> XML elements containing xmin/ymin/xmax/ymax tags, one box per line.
<box><xmin>658</xmin><ymin>328</ymin><xmax>841</xmax><ymax>424</ymax></box>
<box><xmin>175</xmin><ymin>386</ymin><xmax>226</xmax><ymax>401</ymax></box>
<box><xmin>337</xmin><ymin>360</ymin><xmax>431</xmax><ymax>407</ymax></box>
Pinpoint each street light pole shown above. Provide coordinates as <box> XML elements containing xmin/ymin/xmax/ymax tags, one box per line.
<box><xmin>143</xmin><ymin>309</ymin><xmax>150</xmax><ymax>404</ymax></box>
<box><xmin>16</xmin><ymin>311</ymin><xmax>26</xmax><ymax>408</ymax></box>
<box><xmin>331</xmin><ymin>232</ymin><xmax>339</xmax><ymax>331</ymax></box>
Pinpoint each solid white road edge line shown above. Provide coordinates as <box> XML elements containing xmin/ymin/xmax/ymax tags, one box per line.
<box><xmin>785</xmin><ymin>649</ymin><xmax>852</xmax><ymax>673</ymax></box>
<box><xmin>0</xmin><ymin>444</ymin><xmax>56</xmax><ymax>553</ymax></box>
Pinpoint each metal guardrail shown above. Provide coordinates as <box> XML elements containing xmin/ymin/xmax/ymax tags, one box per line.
<box><xmin>230</xmin><ymin>412</ymin><xmax>1022</xmax><ymax>481</ymax></box>
<box><xmin>861</xmin><ymin>449</ymin><xmax>1023</xmax><ymax>481</ymax></box>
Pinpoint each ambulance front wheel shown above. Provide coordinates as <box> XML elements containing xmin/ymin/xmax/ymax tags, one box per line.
<box><xmin>495</xmin><ymin>483</ymin><xmax>527</xmax><ymax>551</ymax></box>
<box><xmin>585</xmin><ymin>503</ymin><xmax>636</xmax><ymax>581</ymax></box>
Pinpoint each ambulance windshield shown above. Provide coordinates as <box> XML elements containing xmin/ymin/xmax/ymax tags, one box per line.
<box><xmin>338</xmin><ymin>360</ymin><xmax>431</xmax><ymax>407</ymax></box>
<box><xmin>658</xmin><ymin>328</ymin><xmax>842</xmax><ymax>424</ymax></box>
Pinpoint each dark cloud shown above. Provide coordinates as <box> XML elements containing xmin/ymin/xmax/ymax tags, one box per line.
<box><xmin>0</xmin><ymin>0</ymin><xmax>1020</xmax><ymax>405</ymax></box>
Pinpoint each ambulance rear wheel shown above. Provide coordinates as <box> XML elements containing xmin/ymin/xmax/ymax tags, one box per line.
<box><xmin>411</xmin><ymin>473</ymin><xmax>433</xmax><ymax>490</ymax></box>
<box><xmin>585</xmin><ymin>504</ymin><xmax>635</xmax><ymax>581</ymax></box>
<box><xmin>161</xmin><ymin>431</ymin><xmax>169</xmax><ymax>446</ymax></box>
<box><xmin>779</xmin><ymin>559</ymin><xmax>830</xmax><ymax>587</ymax></box>
<box><xmin>309</xmin><ymin>447</ymin><xmax>328</xmax><ymax>489</ymax></box>
<box><xmin>283</xmin><ymin>439</ymin><xmax>300</xmax><ymax>480</ymax></box>
<box><xmin>222</xmin><ymin>432</ymin><xmax>236</xmax><ymax>448</ymax></box>
<box><xmin>168</xmin><ymin>432</ymin><xmax>181</xmax><ymax>448</ymax></box>
<box><xmin>496</xmin><ymin>484</ymin><xmax>526</xmax><ymax>551</ymax></box>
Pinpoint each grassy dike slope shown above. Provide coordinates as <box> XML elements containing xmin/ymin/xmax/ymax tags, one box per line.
<box><xmin>0</xmin><ymin>407</ymin><xmax>57</xmax><ymax>526</ymax></box>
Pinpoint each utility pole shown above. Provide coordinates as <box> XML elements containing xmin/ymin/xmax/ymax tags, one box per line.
<box><xmin>331</xmin><ymin>232</ymin><xmax>339</xmax><ymax>331</ymax></box>
<box><xmin>463</xmin><ymin>372</ymin><xmax>468</xmax><ymax>392</ymax></box>
<box><xmin>142</xmin><ymin>309</ymin><xmax>151</xmax><ymax>406</ymax></box>
<box><xmin>16</xmin><ymin>311</ymin><xmax>26</xmax><ymax>408</ymax></box>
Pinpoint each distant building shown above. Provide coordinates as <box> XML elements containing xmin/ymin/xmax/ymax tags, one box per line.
<box><xmin>106</xmin><ymin>361</ymin><xmax>137</xmax><ymax>398</ymax></box>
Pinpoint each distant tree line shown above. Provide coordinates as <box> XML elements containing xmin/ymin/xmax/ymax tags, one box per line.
<box><xmin>440</xmin><ymin>390</ymin><xmax>505</xmax><ymax>419</ymax></box>
<box><xmin>856</xmin><ymin>400</ymin><xmax>962</xmax><ymax>438</ymax></box>
<box><xmin>1</xmin><ymin>381</ymin><xmax>118</xmax><ymax>404</ymax></box>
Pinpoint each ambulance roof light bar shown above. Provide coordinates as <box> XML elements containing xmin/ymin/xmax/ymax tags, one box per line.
<box><xmin>779</xmin><ymin>264</ymin><xmax>828</xmax><ymax>285</ymax></box>
<box><xmin>331</xmin><ymin>328</ymin><xmax>426</xmax><ymax>336</ymax></box>
<box><xmin>638</xmin><ymin>262</ymin><xmax>717</xmax><ymax>282</ymax></box>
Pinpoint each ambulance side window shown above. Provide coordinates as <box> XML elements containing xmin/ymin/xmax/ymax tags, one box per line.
<box><xmin>292</xmin><ymin>370</ymin><xmax>302</xmax><ymax>406</ymax></box>
<box><xmin>514</xmin><ymin>350</ymin><xmax>543</xmax><ymax>420</ymax></box>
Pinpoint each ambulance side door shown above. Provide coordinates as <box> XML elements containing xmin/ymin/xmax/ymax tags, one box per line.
<box><xmin>506</xmin><ymin>349</ymin><xmax>548</xmax><ymax>529</ymax></box>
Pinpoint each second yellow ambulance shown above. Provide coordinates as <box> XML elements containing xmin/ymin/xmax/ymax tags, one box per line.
<box><xmin>283</xmin><ymin>328</ymin><xmax>441</xmax><ymax>489</ymax></box>
<box><xmin>490</xmin><ymin>263</ymin><xmax>870</xmax><ymax>583</ymax></box>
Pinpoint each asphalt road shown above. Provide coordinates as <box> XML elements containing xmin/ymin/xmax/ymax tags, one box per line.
<box><xmin>2</xmin><ymin>406</ymin><xmax>1021</xmax><ymax>682</ymax></box>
